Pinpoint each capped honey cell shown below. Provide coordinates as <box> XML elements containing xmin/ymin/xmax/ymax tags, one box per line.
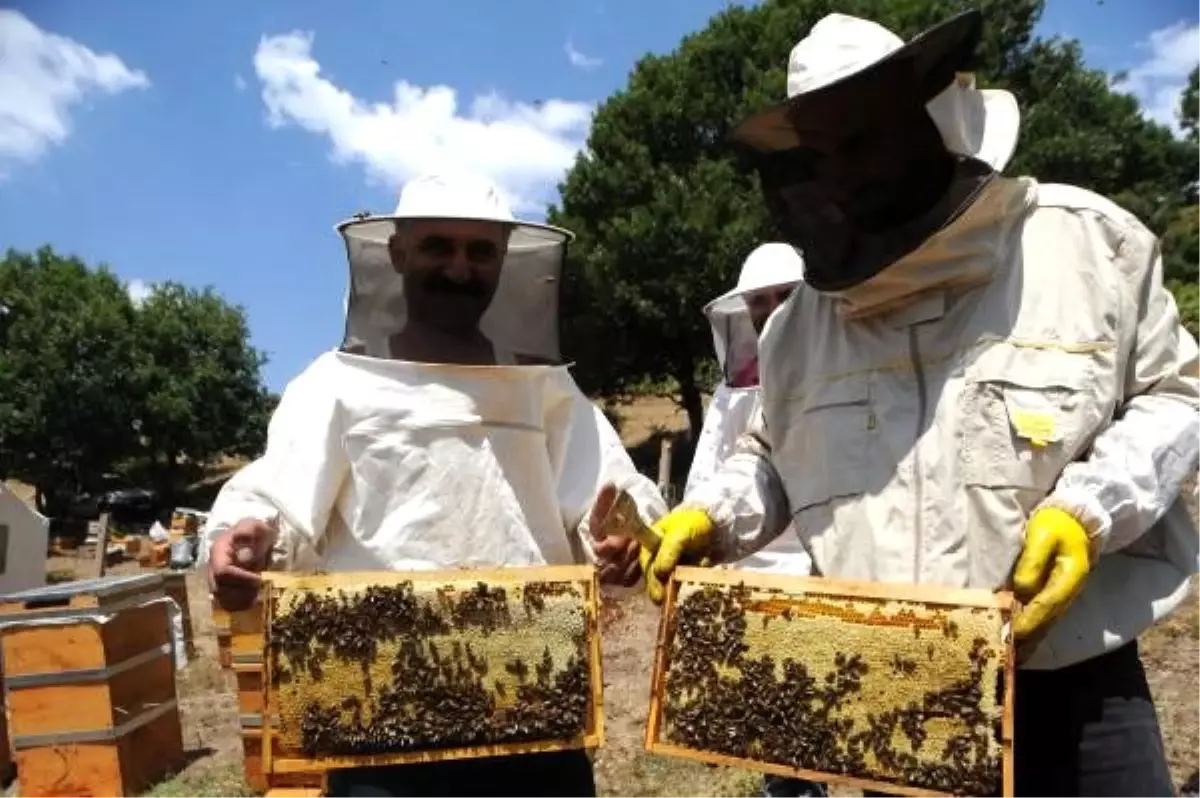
<box><xmin>648</xmin><ymin>570</ymin><xmax>1013</xmax><ymax>797</ymax></box>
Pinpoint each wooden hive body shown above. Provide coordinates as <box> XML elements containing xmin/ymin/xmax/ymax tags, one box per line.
<box><xmin>262</xmin><ymin>566</ymin><xmax>603</xmax><ymax>774</ymax></box>
<box><xmin>646</xmin><ymin>568</ymin><xmax>1015</xmax><ymax>798</ymax></box>
<box><xmin>211</xmin><ymin>596</ymin><xmax>327</xmax><ymax>794</ymax></box>
<box><xmin>0</xmin><ymin>574</ymin><xmax>184</xmax><ymax>797</ymax></box>
<box><xmin>211</xmin><ymin>599</ymin><xmax>233</xmax><ymax>669</ymax></box>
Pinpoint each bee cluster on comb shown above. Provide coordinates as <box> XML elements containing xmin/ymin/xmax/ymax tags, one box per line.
<box><xmin>647</xmin><ymin>569</ymin><xmax>1013</xmax><ymax>797</ymax></box>
<box><xmin>264</xmin><ymin>568</ymin><xmax>600</xmax><ymax>765</ymax></box>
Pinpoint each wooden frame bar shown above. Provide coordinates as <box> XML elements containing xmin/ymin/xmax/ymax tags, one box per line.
<box><xmin>645</xmin><ymin>567</ymin><xmax>1016</xmax><ymax>798</ymax></box>
<box><xmin>262</xmin><ymin>566</ymin><xmax>604</xmax><ymax>773</ymax></box>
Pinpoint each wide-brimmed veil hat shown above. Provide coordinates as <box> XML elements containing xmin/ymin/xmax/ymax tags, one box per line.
<box><xmin>335</xmin><ymin>172</ymin><xmax>574</xmax><ymax>364</ymax></box>
<box><xmin>730</xmin><ymin>10</ymin><xmax>1020</xmax><ymax>172</ymax></box>
<box><xmin>705</xmin><ymin>243</ymin><xmax>806</xmax><ymax>384</ymax></box>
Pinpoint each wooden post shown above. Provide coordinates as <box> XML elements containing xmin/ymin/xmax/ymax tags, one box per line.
<box><xmin>657</xmin><ymin>438</ymin><xmax>675</xmax><ymax>508</ymax></box>
<box><xmin>91</xmin><ymin>513</ymin><xmax>110</xmax><ymax>579</ymax></box>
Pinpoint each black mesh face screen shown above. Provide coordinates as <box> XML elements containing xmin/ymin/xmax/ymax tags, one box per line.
<box><xmin>754</xmin><ymin>147</ymin><xmax>871</xmax><ymax>292</ymax></box>
<box><xmin>750</xmin><ymin>147</ymin><xmax>995</xmax><ymax>293</ymax></box>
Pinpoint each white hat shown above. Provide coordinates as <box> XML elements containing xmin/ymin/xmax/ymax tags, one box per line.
<box><xmin>704</xmin><ymin>243</ymin><xmax>806</xmax><ymax>318</ymax></box>
<box><xmin>704</xmin><ymin>243</ymin><xmax>805</xmax><ymax>382</ymax></box>
<box><xmin>731</xmin><ymin>11</ymin><xmax>1020</xmax><ymax>172</ymax></box>
<box><xmin>341</xmin><ymin>171</ymin><xmax>573</xmax><ymax>244</ymax></box>
<box><xmin>391</xmin><ymin>172</ymin><xmax>514</xmax><ymax>224</ymax></box>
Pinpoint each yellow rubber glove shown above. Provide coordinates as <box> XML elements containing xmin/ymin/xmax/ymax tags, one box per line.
<box><xmin>641</xmin><ymin>508</ymin><xmax>715</xmax><ymax>604</ymax></box>
<box><xmin>1011</xmin><ymin>507</ymin><xmax>1092</xmax><ymax>640</ymax></box>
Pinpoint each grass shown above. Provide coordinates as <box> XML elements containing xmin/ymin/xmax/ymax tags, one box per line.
<box><xmin>45</xmin><ymin>568</ymin><xmax>75</xmax><ymax>584</ymax></box>
<box><xmin>144</xmin><ymin>763</ymin><xmax>254</xmax><ymax>797</ymax></box>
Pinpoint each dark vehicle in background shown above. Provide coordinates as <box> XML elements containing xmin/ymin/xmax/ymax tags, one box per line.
<box><xmin>99</xmin><ymin>489</ymin><xmax>159</xmax><ymax>526</ymax></box>
<box><xmin>64</xmin><ymin>487</ymin><xmax>161</xmax><ymax>527</ymax></box>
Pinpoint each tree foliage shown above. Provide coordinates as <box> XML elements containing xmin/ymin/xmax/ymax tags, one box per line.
<box><xmin>0</xmin><ymin>247</ymin><xmax>271</xmax><ymax>513</ymax></box>
<box><xmin>1181</xmin><ymin>67</ymin><xmax>1199</xmax><ymax>142</ymax></box>
<box><xmin>0</xmin><ymin>248</ymin><xmax>140</xmax><ymax>514</ymax></box>
<box><xmin>552</xmin><ymin>0</ymin><xmax>1199</xmax><ymax>439</ymax></box>
<box><xmin>130</xmin><ymin>282</ymin><xmax>270</xmax><ymax>497</ymax></box>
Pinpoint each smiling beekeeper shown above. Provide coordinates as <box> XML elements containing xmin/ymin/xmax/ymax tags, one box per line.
<box><xmin>201</xmin><ymin>171</ymin><xmax>662</xmax><ymax>797</ymax></box>
<box><xmin>684</xmin><ymin>242</ymin><xmax>810</xmax><ymax>577</ymax></box>
<box><xmin>639</xmin><ymin>11</ymin><xmax>1199</xmax><ymax>797</ymax></box>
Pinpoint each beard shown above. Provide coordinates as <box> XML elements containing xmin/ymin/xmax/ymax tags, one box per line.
<box><xmin>406</xmin><ymin>272</ymin><xmax>497</xmax><ymax>333</ymax></box>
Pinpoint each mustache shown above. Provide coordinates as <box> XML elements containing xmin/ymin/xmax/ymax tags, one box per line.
<box><xmin>419</xmin><ymin>272</ymin><xmax>490</xmax><ymax>297</ymax></box>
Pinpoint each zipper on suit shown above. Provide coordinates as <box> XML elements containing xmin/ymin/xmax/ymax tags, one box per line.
<box><xmin>909</xmin><ymin>325</ymin><xmax>927</xmax><ymax>582</ymax></box>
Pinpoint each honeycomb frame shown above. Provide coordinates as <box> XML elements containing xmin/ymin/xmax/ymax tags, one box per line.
<box><xmin>645</xmin><ymin>567</ymin><xmax>1015</xmax><ymax>798</ymax></box>
<box><xmin>260</xmin><ymin>566</ymin><xmax>603</xmax><ymax>775</ymax></box>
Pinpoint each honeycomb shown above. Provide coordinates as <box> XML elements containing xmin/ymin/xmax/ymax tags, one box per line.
<box><xmin>655</xmin><ymin>580</ymin><xmax>1010</xmax><ymax>796</ymax></box>
<box><xmin>268</xmin><ymin>576</ymin><xmax>595</xmax><ymax>758</ymax></box>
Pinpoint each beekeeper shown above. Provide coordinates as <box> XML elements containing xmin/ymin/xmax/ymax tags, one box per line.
<box><xmin>201</xmin><ymin>171</ymin><xmax>661</xmax><ymax>797</ymax></box>
<box><xmin>684</xmin><ymin>242</ymin><xmax>809</xmax><ymax>577</ymax></box>
<box><xmin>685</xmin><ymin>244</ymin><xmax>828</xmax><ymax>798</ymax></box>
<box><xmin>640</xmin><ymin>11</ymin><xmax>1198</xmax><ymax>797</ymax></box>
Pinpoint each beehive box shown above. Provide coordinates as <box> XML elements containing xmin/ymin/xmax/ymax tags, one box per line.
<box><xmin>646</xmin><ymin>568</ymin><xmax>1015</xmax><ymax>798</ymax></box>
<box><xmin>211</xmin><ymin>598</ymin><xmax>233</xmax><ymax>669</ymax></box>
<box><xmin>261</xmin><ymin>566</ymin><xmax>602</xmax><ymax>774</ymax></box>
<box><xmin>0</xmin><ymin>574</ymin><xmax>184</xmax><ymax>797</ymax></box>
<box><xmin>212</xmin><ymin>596</ymin><xmax>326</xmax><ymax>794</ymax></box>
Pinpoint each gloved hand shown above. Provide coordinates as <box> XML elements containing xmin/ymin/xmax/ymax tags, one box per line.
<box><xmin>641</xmin><ymin>508</ymin><xmax>716</xmax><ymax>604</ymax></box>
<box><xmin>1012</xmin><ymin>507</ymin><xmax>1092</xmax><ymax>641</ymax></box>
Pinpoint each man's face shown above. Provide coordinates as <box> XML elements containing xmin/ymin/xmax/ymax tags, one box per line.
<box><xmin>388</xmin><ymin>218</ymin><xmax>509</xmax><ymax>333</ymax></box>
<box><xmin>745</xmin><ymin>285</ymin><xmax>795</xmax><ymax>334</ymax></box>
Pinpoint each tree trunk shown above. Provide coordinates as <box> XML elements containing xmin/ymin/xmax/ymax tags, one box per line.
<box><xmin>678</xmin><ymin>372</ymin><xmax>705</xmax><ymax>444</ymax></box>
<box><xmin>160</xmin><ymin>450</ymin><xmax>180</xmax><ymax>510</ymax></box>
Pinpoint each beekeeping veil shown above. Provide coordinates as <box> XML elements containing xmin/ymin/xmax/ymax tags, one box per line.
<box><xmin>338</xmin><ymin>172</ymin><xmax>572</xmax><ymax>365</ymax></box>
<box><xmin>729</xmin><ymin>11</ymin><xmax>1021</xmax><ymax>293</ymax></box>
<box><xmin>704</xmin><ymin>243</ymin><xmax>806</xmax><ymax>386</ymax></box>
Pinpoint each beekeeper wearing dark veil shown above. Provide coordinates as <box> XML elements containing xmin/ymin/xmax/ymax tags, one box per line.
<box><xmin>639</xmin><ymin>10</ymin><xmax>1198</xmax><ymax>797</ymax></box>
<box><xmin>200</xmin><ymin>170</ymin><xmax>661</xmax><ymax>797</ymax></box>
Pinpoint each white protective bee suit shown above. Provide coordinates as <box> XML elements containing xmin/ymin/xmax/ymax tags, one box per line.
<box><xmin>689</xmin><ymin>33</ymin><xmax>1200</xmax><ymax>672</ymax></box>
<box><xmin>684</xmin><ymin>243</ymin><xmax>811</xmax><ymax>574</ymax></box>
<box><xmin>200</xmin><ymin>173</ymin><xmax>667</xmax><ymax>572</ymax></box>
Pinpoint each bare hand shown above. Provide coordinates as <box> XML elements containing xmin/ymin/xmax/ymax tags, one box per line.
<box><xmin>207</xmin><ymin>518</ymin><xmax>275</xmax><ymax>611</ymax></box>
<box><xmin>589</xmin><ymin>484</ymin><xmax>643</xmax><ymax>587</ymax></box>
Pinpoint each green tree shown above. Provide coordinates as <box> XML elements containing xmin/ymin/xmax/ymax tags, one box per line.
<box><xmin>1169</xmin><ymin>279</ymin><xmax>1199</xmax><ymax>338</ymax></box>
<box><xmin>1162</xmin><ymin>205</ymin><xmax>1199</xmax><ymax>285</ymax></box>
<box><xmin>1002</xmin><ymin>40</ymin><xmax>1193</xmax><ymax>209</ymax></box>
<box><xmin>130</xmin><ymin>282</ymin><xmax>270</xmax><ymax>501</ymax></box>
<box><xmin>1181</xmin><ymin>67</ymin><xmax>1198</xmax><ymax>141</ymax></box>
<box><xmin>0</xmin><ymin>247</ymin><xmax>140</xmax><ymax>514</ymax></box>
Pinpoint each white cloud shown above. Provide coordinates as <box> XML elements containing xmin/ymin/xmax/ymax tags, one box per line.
<box><xmin>1115</xmin><ymin>20</ymin><xmax>1199</xmax><ymax>132</ymax></box>
<box><xmin>0</xmin><ymin>10</ymin><xmax>149</xmax><ymax>171</ymax></box>
<box><xmin>252</xmin><ymin>31</ymin><xmax>593</xmax><ymax>212</ymax></box>
<box><xmin>565</xmin><ymin>38</ymin><xmax>603</xmax><ymax>71</ymax></box>
<box><xmin>234</xmin><ymin>73</ymin><xmax>248</xmax><ymax>91</ymax></box>
<box><xmin>126</xmin><ymin>278</ymin><xmax>152</xmax><ymax>307</ymax></box>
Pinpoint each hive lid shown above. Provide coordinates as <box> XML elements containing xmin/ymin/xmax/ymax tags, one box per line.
<box><xmin>0</xmin><ymin>573</ymin><xmax>165</xmax><ymax>618</ymax></box>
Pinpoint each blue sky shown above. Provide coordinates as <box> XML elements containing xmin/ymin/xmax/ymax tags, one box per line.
<box><xmin>1</xmin><ymin>0</ymin><xmax>1196</xmax><ymax>391</ymax></box>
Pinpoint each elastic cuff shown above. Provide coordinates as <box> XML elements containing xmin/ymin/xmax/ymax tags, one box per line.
<box><xmin>1037</xmin><ymin>487</ymin><xmax>1112</xmax><ymax>562</ymax></box>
